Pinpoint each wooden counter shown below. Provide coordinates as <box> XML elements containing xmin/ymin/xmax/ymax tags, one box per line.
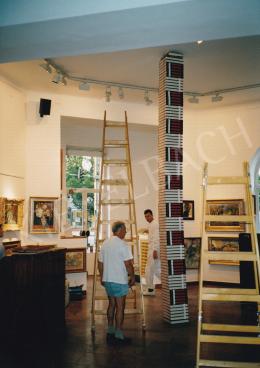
<box><xmin>0</xmin><ymin>247</ymin><xmax>66</xmax><ymax>341</ymax></box>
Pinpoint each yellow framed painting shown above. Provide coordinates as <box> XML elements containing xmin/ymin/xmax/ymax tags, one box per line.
<box><xmin>205</xmin><ymin>199</ymin><xmax>246</xmax><ymax>232</ymax></box>
<box><xmin>29</xmin><ymin>196</ymin><xmax>59</xmax><ymax>234</ymax></box>
<box><xmin>3</xmin><ymin>198</ymin><xmax>24</xmax><ymax>231</ymax></box>
<box><xmin>208</xmin><ymin>236</ymin><xmax>239</xmax><ymax>266</ymax></box>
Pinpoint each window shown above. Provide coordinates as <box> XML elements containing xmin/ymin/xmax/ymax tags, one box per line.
<box><xmin>65</xmin><ymin>154</ymin><xmax>101</xmax><ymax>251</ymax></box>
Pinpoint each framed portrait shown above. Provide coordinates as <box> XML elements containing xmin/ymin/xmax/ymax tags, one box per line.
<box><xmin>0</xmin><ymin>197</ymin><xmax>5</xmax><ymax>225</ymax></box>
<box><xmin>184</xmin><ymin>237</ymin><xmax>201</xmax><ymax>269</ymax></box>
<box><xmin>208</xmin><ymin>237</ymin><xmax>239</xmax><ymax>266</ymax></box>
<box><xmin>205</xmin><ymin>199</ymin><xmax>245</xmax><ymax>232</ymax></box>
<box><xmin>3</xmin><ymin>198</ymin><xmax>24</xmax><ymax>231</ymax></box>
<box><xmin>65</xmin><ymin>248</ymin><xmax>86</xmax><ymax>273</ymax></box>
<box><xmin>29</xmin><ymin>197</ymin><xmax>59</xmax><ymax>234</ymax></box>
<box><xmin>183</xmin><ymin>200</ymin><xmax>194</xmax><ymax>220</ymax></box>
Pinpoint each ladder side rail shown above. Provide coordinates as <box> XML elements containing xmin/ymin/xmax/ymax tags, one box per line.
<box><xmin>196</xmin><ymin>163</ymin><xmax>208</xmax><ymax>368</ymax></box>
<box><xmin>124</xmin><ymin>111</ymin><xmax>146</xmax><ymax>328</ymax></box>
<box><xmin>91</xmin><ymin>111</ymin><xmax>107</xmax><ymax>330</ymax></box>
<box><xmin>244</xmin><ymin>162</ymin><xmax>260</xmax><ymax>294</ymax></box>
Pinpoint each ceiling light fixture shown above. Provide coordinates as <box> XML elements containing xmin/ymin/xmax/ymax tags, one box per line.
<box><xmin>52</xmin><ymin>72</ymin><xmax>63</xmax><ymax>84</ymax></box>
<box><xmin>197</xmin><ymin>40</ymin><xmax>204</xmax><ymax>45</ymax></box>
<box><xmin>118</xmin><ymin>87</ymin><xmax>124</xmax><ymax>99</ymax></box>
<box><xmin>40</xmin><ymin>62</ymin><xmax>52</xmax><ymax>74</ymax></box>
<box><xmin>144</xmin><ymin>90</ymin><xmax>153</xmax><ymax>105</ymax></box>
<box><xmin>79</xmin><ymin>81</ymin><xmax>90</xmax><ymax>91</ymax></box>
<box><xmin>105</xmin><ymin>86</ymin><xmax>112</xmax><ymax>102</ymax></box>
<box><xmin>211</xmin><ymin>93</ymin><xmax>223</xmax><ymax>102</ymax></box>
<box><xmin>188</xmin><ymin>95</ymin><xmax>199</xmax><ymax>104</ymax></box>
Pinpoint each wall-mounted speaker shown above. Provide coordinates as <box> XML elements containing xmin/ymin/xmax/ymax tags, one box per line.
<box><xmin>39</xmin><ymin>98</ymin><xmax>51</xmax><ymax>117</ymax></box>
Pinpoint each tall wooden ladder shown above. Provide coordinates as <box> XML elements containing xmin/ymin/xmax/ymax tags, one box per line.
<box><xmin>196</xmin><ymin>162</ymin><xmax>260</xmax><ymax>368</ymax></box>
<box><xmin>91</xmin><ymin>111</ymin><xmax>146</xmax><ymax>331</ymax></box>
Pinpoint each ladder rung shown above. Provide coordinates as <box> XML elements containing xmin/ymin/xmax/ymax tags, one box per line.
<box><xmin>95</xmin><ymin>308</ymin><xmax>142</xmax><ymax>315</ymax></box>
<box><xmin>98</xmin><ymin>237</ymin><xmax>137</xmax><ymax>243</ymax></box>
<box><xmin>202</xmin><ymin>323</ymin><xmax>260</xmax><ymax>333</ymax></box>
<box><xmin>202</xmin><ymin>293</ymin><xmax>260</xmax><ymax>302</ymax></box>
<box><xmin>105</xmin><ymin>122</ymin><xmax>126</xmax><ymax>127</ymax></box>
<box><xmin>207</xmin><ymin>176</ymin><xmax>248</xmax><ymax>185</ymax></box>
<box><xmin>95</xmin><ymin>293</ymin><xmax>136</xmax><ymax>301</ymax></box>
<box><xmin>99</xmin><ymin>219</ymin><xmax>135</xmax><ymax>225</ymax></box>
<box><xmin>205</xmin><ymin>215</ymin><xmax>252</xmax><ymax>223</ymax></box>
<box><xmin>103</xmin><ymin>160</ymin><xmax>128</xmax><ymax>166</ymax></box>
<box><xmin>101</xmin><ymin>199</ymin><xmax>133</xmax><ymax>205</ymax></box>
<box><xmin>199</xmin><ymin>359</ymin><xmax>260</xmax><ymax>367</ymax></box>
<box><xmin>102</xmin><ymin>179</ymin><xmax>128</xmax><ymax>185</ymax></box>
<box><xmin>104</xmin><ymin>140</ymin><xmax>127</xmax><ymax>147</ymax></box>
<box><xmin>200</xmin><ymin>334</ymin><xmax>260</xmax><ymax>345</ymax></box>
<box><xmin>202</xmin><ymin>287</ymin><xmax>258</xmax><ymax>295</ymax></box>
<box><xmin>205</xmin><ymin>251</ymin><xmax>257</xmax><ymax>261</ymax></box>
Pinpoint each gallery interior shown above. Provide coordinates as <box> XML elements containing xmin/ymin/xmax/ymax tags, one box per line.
<box><xmin>1</xmin><ymin>1</ymin><xmax>260</xmax><ymax>367</ymax></box>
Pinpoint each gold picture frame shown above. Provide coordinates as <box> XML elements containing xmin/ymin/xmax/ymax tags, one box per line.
<box><xmin>65</xmin><ymin>248</ymin><xmax>86</xmax><ymax>273</ymax></box>
<box><xmin>0</xmin><ymin>197</ymin><xmax>5</xmax><ymax>225</ymax></box>
<box><xmin>29</xmin><ymin>196</ymin><xmax>59</xmax><ymax>234</ymax></box>
<box><xmin>205</xmin><ymin>199</ymin><xmax>246</xmax><ymax>232</ymax></box>
<box><xmin>208</xmin><ymin>237</ymin><xmax>239</xmax><ymax>266</ymax></box>
<box><xmin>3</xmin><ymin>198</ymin><xmax>24</xmax><ymax>231</ymax></box>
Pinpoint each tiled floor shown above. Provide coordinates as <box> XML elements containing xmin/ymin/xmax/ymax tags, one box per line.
<box><xmin>1</xmin><ymin>283</ymin><xmax>260</xmax><ymax>368</ymax></box>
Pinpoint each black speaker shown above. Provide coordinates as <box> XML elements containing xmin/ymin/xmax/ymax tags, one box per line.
<box><xmin>39</xmin><ymin>98</ymin><xmax>51</xmax><ymax>117</ymax></box>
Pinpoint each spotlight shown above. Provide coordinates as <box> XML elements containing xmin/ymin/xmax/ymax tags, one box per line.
<box><xmin>40</xmin><ymin>62</ymin><xmax>52</xmax><ymax>74</ymax></box>
<box><xmin>105</xmin><ymin>86</ymin><xmax>112</xmax><ymax>102</ymax></box>
<box><xmin>211</xmin><ymin>93</ymin><xmax>223</xmax><ymax>102</ymax></box>
<box><xmin>118</xmin><ymin>87</ymin><xmax>124</xmax><ymax>99</ymax></box>
<box><xmin>61</xmin><ymin>75</ymin><xmax>67</xmax><ymax>86</ymax></box>
<box><xmin>197</xmin><ymin>40</ymin><xmax>204</xmax><ymax>45</ymax></box>
<box><xmin>188</xmin><ymin>95</ymin><xmax>199</xmax><ymax>104</ymax></box>
<box><xmin>144</xmin><ymin>90</ymin><xmax>152</xmax><ymax>105</ymax></box>
<box><xmin>52</xmin><ymin>72</ymin><xmax>63</xmax><ymax>84</ymax></box>
<box><xmin>79</xmin><ymin>81</ymin><xmax>90</xmax><ymax>91</ymax></box>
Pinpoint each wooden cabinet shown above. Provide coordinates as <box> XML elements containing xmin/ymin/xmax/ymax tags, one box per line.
<box><xmin>0</xmin><ymin>248</ymin><xmax>65</xmax><ymax>341</ymax></box>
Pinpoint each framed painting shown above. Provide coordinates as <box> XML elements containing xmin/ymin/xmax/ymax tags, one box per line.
<box><xmin>183</xmin><ymin>200</ymin><xmax>194</xmax><ymax>220</ymax></box>
<box><xmin>0</xmin><ymin>197</ymin><xmax>5</xmax><ymax>225</ymax></box>
<box><xmin>205</xmin><ymin>199</ymin><xmax>245</xmax><ymax>232</ymax></box>
<box><xmin>3</xmin><ymin>198</ymin><xmax>24</xmax><ymax>231</ymax></box>
<box><xmin>184</xmin><ymin>237</ymin><xmax>201</xmax><ymax>269</ymax></box>
<box><xmin>65</xmin><ymin>248</ymin><xmax>86</xmax><ymax>273</ymax></box>
<box><xmin>208</xmin><ymin>237</ymin><xmax>239</xmax><ymax>266</ymax></box>
<box><xmin>29</xmin><ymin>197</ymin><xmax>59</xmax><ymax>234</ymax></box>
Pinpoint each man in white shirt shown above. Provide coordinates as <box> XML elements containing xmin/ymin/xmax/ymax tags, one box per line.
<box><xmin>143</xmin><ymin>209</ymin><xmax>161</xmax><ymax>296</ymax></box>
<box><xmin>98</xmin><ymin>221</ymin><xmax>135</xmax><ymax>344</ymax></box>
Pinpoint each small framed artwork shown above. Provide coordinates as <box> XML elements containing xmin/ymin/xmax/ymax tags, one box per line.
<box><xmin>0</xmin><ymin>197</ymin><xmax>5</xmax><ymax>225</ymax></box>
<box><xmin>183</xmin><ymin>200</ymin><xmax>194</xmax><ymax>220</ymax></box>
<box><xmin>65</xmin><ymin>248</ymin><xmax>86</xmax><ymax>273</ymax></box>
<box><xmin>184</xmin><ymin>237</ymin><xmax>201</xmax><ymax>269</ymax></box>
<box><xmin>208</xmin><ymin>237</ymin><xmax>239</xmax><ymax>266</ymax></box>
<box><xmin>3</xmin><ymin>198</ymin><xmax>24</xmax><ymax>231</ymax></box>
<box><xmin>205</xmin><ymin>199</ymin><xmax>245</xmax><ymax>232</ymax></box>
<box><xmin>29</xmin><ymin>197</ymin><xmax>59</xmax><ymax>234</ymax></box>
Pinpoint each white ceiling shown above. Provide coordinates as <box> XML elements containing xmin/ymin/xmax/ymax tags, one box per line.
<box><xmin>1</xmin><ymin>35</ymin><xmax>260</xmax><ymax>107</ymax></box>
<box><xmin>0</xmin><ymin>1</ymin><xmax>260</xmax><ymax>107</ymax></box>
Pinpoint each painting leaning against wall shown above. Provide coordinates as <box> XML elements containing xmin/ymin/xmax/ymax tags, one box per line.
<box><xmin>184</xmin><ymin>237</ymin><xmax>201</xmax><ymax>269</ymax></box>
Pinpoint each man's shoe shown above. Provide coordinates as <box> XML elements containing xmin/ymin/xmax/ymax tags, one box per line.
<box><xmin>113</xmin><ymin>336</ymin><xmax>132</xmax><ymax>345</ymax></box>
<box><xmin>143</xmin><ymin>289</ymin><xmax>155</xmax><ymax>296</ymax></box>
<box><xmin>106</xmin><ymin>333</ymin><xmax>115</xmax><ymax>345</ymax></box>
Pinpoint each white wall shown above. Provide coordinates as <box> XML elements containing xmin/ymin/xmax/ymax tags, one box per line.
<box><xmin>12</xmin><ymin>88</ymin><xmax>260</xmax><ymax>283</ymax></box>
<box><xmin>183</xmin><ymin>101</ymin><xmax>260</xmax><ymax>282</ymax></box>
<box><xmin>0</xmin><ymin>78</ymin><xmax>26</xmax><ymax>241</ymax></box>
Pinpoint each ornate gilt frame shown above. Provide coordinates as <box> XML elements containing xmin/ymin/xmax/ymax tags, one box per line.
<box><xmin>3</xmin><ymin>198</ymin><xmax>24</xmax><ymax>231</ymax></box>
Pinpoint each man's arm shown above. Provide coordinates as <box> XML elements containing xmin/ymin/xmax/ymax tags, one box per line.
<box><xmin>98</xmin><ymin>260</ymin><xmax>104</xmax><ymax>286</ymax></box>
<box><xmin>124</xmin><ymin>259</ymin><xmax>135</xmax><ymax>287</ymax></box>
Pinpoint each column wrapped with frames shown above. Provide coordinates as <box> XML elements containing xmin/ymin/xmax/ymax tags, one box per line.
<box><xmin>158</xmin><ymin>51</ymin><xmax>189</xmax><ymax>324</ymax></box>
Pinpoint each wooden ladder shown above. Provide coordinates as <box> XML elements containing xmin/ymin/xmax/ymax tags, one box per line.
<box><xmin>91</xmin><ymin>111</ymin><xmax>146</xmax><ymax>331</ymax></box>
<box><xmin>196</xmin><ymin>162</ymin><xmax>260</xmax><ymax>368</ymax></box>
